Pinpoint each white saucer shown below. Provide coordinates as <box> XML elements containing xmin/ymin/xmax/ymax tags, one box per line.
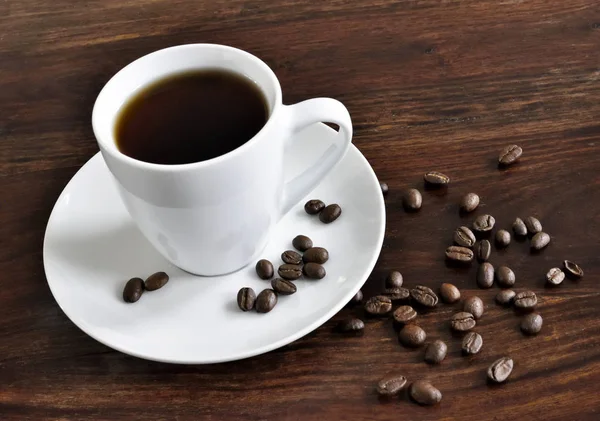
<box><xmin>43</xmin><ymin>123</ymin><xmax>385</xmax><ymax>364</ymax></box>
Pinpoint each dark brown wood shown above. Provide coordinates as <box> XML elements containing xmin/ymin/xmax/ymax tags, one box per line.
<box><xmin>1</xmin><ymin>1</ymin><xmax>600</xmax><ymax>419</ymax></box>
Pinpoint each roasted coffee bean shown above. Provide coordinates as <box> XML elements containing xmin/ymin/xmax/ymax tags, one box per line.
<box><xmin>546</xmin><ymin>268</ymin><xmax>565</xmax><ymax>286</ymax></box>
<box><xmin>462</xmin><ymin>332</ymin><xmax>483</xmax><ymax>355</ymax></box>
<box><xmin>446</xmin><ymin>246</ymin><xmax>474</xmax><ymax>263</ymax></box>
<box><xmin>364</xmin><ymin>295</ymin><xmax>393</xmax><ymax>315</ymax></box>
<box><xmin>319</xmin><ymin>204</ymin><xmax>342</xmax><ymax>223</ymax></box>
<box><xmin>495</xmin><ymin>289</ymin><xmax>516</xmax><ymax>306</ymax></box>
<box><xmin>256</xmin><ymin>259</ymin><xmax>274</xmax><ymax>279</ymax></box>
<box><xmin>496</xmin><ymin>266</ymin><xmax>516</xmax><ymax>288</ymax></box>
<box><xmin>292</xmin><ymin>235</ymin><xmax>313</xmax><ymax>252</ymax></box>
<box><xmin>271</xmin><ymin>278</ymin><xmax>297</xmax><ymax>295</ymax></box>
<box><xmin>410</xmin><ymin>285</ymin><xmax>439</xmax><ymax>307</ymax></box>
<box><xmin>464</xmin><ymin>296</ymin><xmax>484</xmax><ymax>319</ymax></box>
<box><xmin>393</xmin><ymin>305</ymin><xmax>418</xmax><ymax>324</ymax></box>
<box><xmin>473</xmin><ymin>214</ymin><xmax>495</xmax><ymax>232</ymax></box>
<box><xmin>303</xmin><ymin>263</ymin><xmax>326</xmax><ymax>279</ymax></box>
<box><xmin>512</xmin><ymin>217</ymin><xmax>528</xmax><ymax>236</ymax></box>
<box><xmin>409</xmin><ymin>381</ymin><xmax>442</xmax><ymax>405</ymax></box>
<box><xmin>380</xmin><ymin>182</ymin><xmax>389</xmax><ymax>196</ymax></box>
<box><xmin>451</xmin><ymin>312</ymin><xmax>476</xmax><ymax>331</ymax></box>
<box><xmin>123</xmin><ymin>277</ymin><xmax>144</xmax><ymax>303</ymax></box>
<box><xmin>424</xmin><ymin>171</ymin><xmax>450</xmax><ymax>185</ymax></box>
<box><xmin>531</xmin><ymin>232</ymin><xmax>550</xmax><ymax>250</ymax></box>
<box><xmin>476</xmin><ymin>240</ymin><xmax>492</xmax><ymax>262</ymax></box>
<box><xmin>521</xmin><ymin>313</ymin><xmax>543</xmax><ymax>335</ymax></box>
<box><xmin>351</xmin><ymin>290</ymin><xmax>363</xmax><ymax>304</ymax></box>
<box><xmin>487</xmin><ymin>357</ymin><xmax>514</xmax><ymax>383</ymax></box>
<box><xmin>439</xmin><ymin>283</ymin><xmax>461</xmax><ymax>303</ymax></box>
<box><xmin>454</xmin><ymin>226</ymin><xmax>476</xmax><ymax>247</ymax></box>
<box><xmin>514</xmin><ymin>291</ymin><xmax>537</xmax><ymax>309</ymax></box>
<box><xmin>564</xmin><ymin>260</ymin><xmax>584</xmax><ymax>278</ymax></box>
<box><xmin>237</xmin><ymin>287</ymin><xmax>256</xmax><ymax>311</ymax></box>
<box><xmin>424</xmin><ymin>340</ymin><xmax>448</xmax><ymax>364</ymax></box>
<box><xmin>524</xmin><ymin>216</ymin><xmax>542</xmax><ymax>234</ymax></box>
<box><xmin>385</xmin><ymin>271</ymin><xmax>403</xmax><ymax>288</ymax></box>
<box><xmin>255</xmin><ymin>289</ymin><xmax>277</xmax><ymax>313</ymax></box>
<box><xmin>302</xmin><ymin>247</ymin><xmax>329</xmax><ymax>264</ymax></box>
<box><xmin>460</xmin><ymin>193</ymin><xmax>480</xmax><ymax>213</ymax></box>
<box><xmin>278</xmin><ymin>264</ymin><xmax>303</xmax><ymax>280</ymax></box>
<box><xmin>383</xmin><ymin>287</ymin><xmax>410</xmax><ymax>301</ymax></box>
<box><xmin>281</xmin><ymin>250</ymin><xmax>302</xmax><ymax>265</ymax></box>
<box><xmin>403</xmin><ymin>188</ymin><xmax>423</xmax><ymax>211</ymax></box>
<box><xmin>144</xmin><ymin>271</ymin><xmax>169</xmax><ymax>291</ymax></box>
<box><xmin>337</xmin><ymin>317</ymin><xmax>365</xmax><ymax>333</ymax></box>
<box><xmin>498</xmin><ymin>144</ymin><xmax>522</xmax><ymax>165</ymax></box>
<box><xmin>304</xmin><ymin>199</ymin><xmax>325</xmax><ymax>215</ymax></box>
<box><xmin>477</xmin><ymin>262</ymin><xmax>495</xmax><ymax>289</ymax></box>
<box><xmin>399</xmin><ymin>324</ymin><xmax>427</xmax><ymax>347</ymax></box>
<box><xmin>376</xmin><ymin>375</ymin><xmax>408</xmax><ymax>397</ymax></box>
<box><xmin>495</xmin><ymin>229</ymin><xmax>511</xmax><ymax>248</ymax></box>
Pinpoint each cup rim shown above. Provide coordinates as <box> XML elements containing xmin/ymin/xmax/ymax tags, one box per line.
<box><xmin>92</xmin><ymin>44</ymin><xmax>283</xmax><ymax>172</ymax></box>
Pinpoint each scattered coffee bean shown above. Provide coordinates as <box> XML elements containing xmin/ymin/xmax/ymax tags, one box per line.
<box><xmin>399</xmin><ymin>324</ymin><xmax>427</xmax><ymax>347</ymax></box>
<box><xmin>304</xmin><ymin>199</ymin><xmax>325</xmax><ymax>215</ymax></box>
<box><xmin>385</xmin><ymin>271</ymin><xmax>403</xmax><ymax>288</ymax></box>
<box><xmin>319</xmin><ymin>204</ymin><xmax>342</xmax><ymax>223</ymax></box>
<box><xmin>393</xmin><ymin>305</ymin><xmax>418</xmax><ymax>324</ymax></box>
<box><xmin>281</xmin><ymin>250</ymin><xmax>302</xmax><ymax>265</ymax></box>
<box><xmin>302</xmin><ymin>247</ymin><xmax>329</xmax><ymax>264</ymax></box>
<box><xmin>496</xmin><ymin>266</ymin><xmax>516</xmax><ymax>288</ymax></box>
<box><xmin>531</xmin><ymin>232</ymin><xmax>550</xmax><ymax>250</ymax></box>
<box><xmin>521</xmin><ymin>313</ymin><xmax>543</xmax><ymax>335</ymax></box>
<box><xmin>460</xmin><ymin>193</ymin><xmax>480</xmax><ymax>213</ymax></box>
<box><xmin>380</xmin><ymin>182</ymin><xmax>389</xmax><ymax>196</ymax></box>
<box><xmin>256</xmin><ymin>259</ymin><xmax>274</xmax><ymax>279</ymax></box>
<box><xmin>512</xmin><ymin>217</ymin><xmax>528</xmax><ymax>236</ymax></box>
<box><xmin>546</xmin><ymin>268</ymin><xmax>565</xmax><ymax>286</ymax></box>
<box><xmin>454</xmin><ymin>226</ymin><xmax>476</xmax><ymax>247</ymax></box>
<box><xmin>476</xmin><ymin>240</ymin><xmax>492</xmax><ymax>262</ymax></box>
<box><xmin>292</xmin><ymin>235</ymin><xmax>313</xmax><ymax>252</ymax></box>
<box><xmin>255</xmin><ymin>289</ymin><xmax>278</xmax><ymax>313</ymax></box>
<box><xmin>424</xmin><ymin>171</ymin><xmax>450</xmax><ymax>185</ymax></box>
<box><xmin>403</xmin><ymin>188</ymin><xmax>423</xmax><ymax>211</ymax></box>
<box><xmin>495</xmin><ymin>229</ymin><xmax>511</xmax><ymax>248</ymax></box>
<box><xmin>278</xmin><ymin>264</ymin><xmax>303</xmax><ymax>280</ymax></box>
<box><xmin>123</xmin><ymin>277</ymin><xmax>144</xmax><ymax>303</ymax></box>
<box><xmin>376</xmin><ymin>375</ymin><xmax>408</xmax><ymax>397</ymax></box>
<box><xmin>439</xmin><ymin>283</ymin><xmax>461</xmax><ymax>303</ymax></box>
<box><xmin>409</xmin><ymin>381</ymin><xmax>442</xmax><ymax>405</ymax></box>
<box><xmin>410</xmin><ymin>285</ymin><xmax>439</xmax><ymax>307</ymax></box>
<box><xmin>477</xmin><ymin>262</ymin><xmax>495</xmax><ymax>289</ymax></box>
<box><xmin>498</xmin><ymin>144</ymin><xmax>523</xmax><ymax>165</ymax></box>
<box><xmin>237</xmin><ymin>287</ymin><xmax>256</xmax><ymax>311</ymax></box>
<box><xmin>524</xmin><ymin>216</ymin><xmax>542</xmax><ymax>234</ymax></box>
<box><xmin>514</xmin><ymin>290</ymin><xmax>537</xmax><ymax>309</ymax></box>
<box><xmin>144</xmin><ymin>271</ymin><xmax>169</xmax><ymax>291</ymax></box>
<box><xmin>303</xmin><ymin>263</ymin><xmax>326</xmax><ymax>279</ymax></box>
<box><xmin>462</xmin><ymin>332</ymin><xmax>483</xmax><ymax>355</ymax></box>
<box><xmin>382</xmin><ymin>287</ymin><xmax>410</xmax><ymax>301</ymax></box>
<box><xmin>451</xmin><ymin>312</ymin><xmax>476</xmax><ymax>331</ymax></box>
<box><xmin>351</xmin><ymin>290</ymin><xmax>363</xmax><ymax>304</ymax></box>
<box><xmin>364</xmin><ymin>295</ymin><xmax>393</xmax><ymax>315</ymax></box>
<box><xmin>495</xmin><ymin>289</ymin><xmax>516</xmax><ymax>306</ymax></box>
<box><xmin>424</xmin><ymin>340</ymin><xmax>448</xmax><ymax>364</ymax></box>
<box><xmin>446</xmin><ymin>246</ymin><xmax>474</xmax><ymax>263</ymax></box>
<box><xmin>271</xmin><ymin>278</ymin><xmax>297</xmax><ymax>295</ymax></box>
<box><xmin>564</xmin><ymin>260</ymin><xmax>584</xmax><ymax>278</ymax></box>
<box><xmin>464</xmin><ymin>296</ymin><xmax>484</xmax><ymax>320</ymax></box>
<box><xmin>473</xmin><ymin>214</ymin><xmax>496</xmax><ymax>232</ymax></box>
<box><xmin>337</xmin><ymin>317</ymin><xmax>365</xmax><ymax>333</ymax></box>
<box><xmin>487</xmin><ymin>357</ymin><xmax>514</xmax><ymax>383</ymax></box>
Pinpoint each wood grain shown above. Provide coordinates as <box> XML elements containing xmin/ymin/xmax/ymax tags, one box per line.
<box><xmin>1</xmin><ymin>0</ymin><xmax>600</xmax><ymax>419</ymax></box>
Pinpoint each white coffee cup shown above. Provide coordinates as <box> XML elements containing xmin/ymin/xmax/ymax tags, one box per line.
<box><xmin>92</xmin><ymin>44</ymin><xmax>352</xmax><ymax>276</ymax></box>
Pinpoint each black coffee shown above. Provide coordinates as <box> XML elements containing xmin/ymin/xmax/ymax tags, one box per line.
<box><xmin>115</xmin><ymin>69</ymin><xmax>269</xmax><ymax>165</ymax></box>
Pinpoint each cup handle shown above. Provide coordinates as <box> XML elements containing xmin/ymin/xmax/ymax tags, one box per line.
<box><xmin>280</xmin><ymin>98</ymin><xmax>353</xmax><ymax>215</ymax></box>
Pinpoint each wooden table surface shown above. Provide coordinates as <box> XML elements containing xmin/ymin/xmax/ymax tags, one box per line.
<box><xmin>2</xmin><ymin>1</ymin><xmax>600</xmax><ymax>420</ymax></box>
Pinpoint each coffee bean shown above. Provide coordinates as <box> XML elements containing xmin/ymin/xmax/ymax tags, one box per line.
<box><xmin>546</xmin><ymin>268</ymin><xmax>565</xmax><ymax>286</ymax></box>
<box><xmin>399</xmin><ymin>324</ymin><xmax>427</xmax><ymax>347</ymax></box>
<box><xmin>498</xmin><ymin>144</ymin><xmax>522</xmax><ymax>165</ymax></box>
<box><xmin>409</xmin><ymin>380</ymin><xmax>442</xmax><ymax>405</ymax></box>
<box><xmin>237</xmin><ymin>287</ymin><xmax>256</xmax><ymax>311</ymax></box>
<box><xmin>495</xmin><ymin>229</ymin><xmax>511</xmax><ymax>248</ymax></box>
<box><xmin>303</xmin><ymin>263</ymin><xmax>326</xmax><ymax>279</ymax></box>
<box><xmin>319</xmin><ymin>204</ymin><xmax>342</xmax><ymax>223</ymax></box>
<box><xmin>271</xmin><ymin>278</ymin><xmax>297</xmax><ymax>295</ymax></box>
<box><xmin>460</xmin><ymin>193</ymin><xmax>480</xmax><ymax>213</ymax></box>
<box><xmin>512</xmin><ymin>217</ymin><xmax>528</xmax><ymax>236</ymax></box>
<box><xmin>281</xmin><ymin>250</ymin><xmax>302</xmax><ymax>265</ymax></box>
<box><xmin>123</xmin><ymin>277</ymin><xmax>144</xmax><ymax>303</ymax></box>
<box><xmin>255</xmin><ymin>289</ymin><xmax>277</xmax><ymax>313</ymax></box>
<box><xmin>521</xmin><ymin>312</ymin><xmax>543</xmax><ymax>335</ymax></box>
<box><xmin>524</xmin><ymin>216</ymin><xmax>542</xmax><ymax>234</ymax></box>
<box><xmin>424</xmin><ymin>171</ymin><xmax>450</xmax><ymax>185</ymax></box>
<box><xmin>464</xmin><ymin>296</ymin><xmax>484</xmax><ymax>319</ymax></box>
<box><xmin>144</xmin><ymin>271</ymin><xmax>169</xmax><ymax>291</ymax></box>
<box><xmin>495</xmin><ymin>289</ymin><xmax>516</xmax><ymax>306</ymax></box>
<box><xmin>445</xmin><ymin>246</ymin><xmax>474</xmax><ymax>263</ymax></box>
<box><xmin>393</xmin><ymin>305</ymin><xmax>418</xmax><ymax>324</ymax></box>
<box><xmin>487</xmin><ymin>357</ymin><xmax>514</xmax><ymax>383</ymax></box>
<box><xmin>476</xmin><ymin>240</ymin><xmax>492</xmax><ymax>262</ymax></box>
<box><xmin>337</xmin><ymin>317</ymin><xmax>365</xmax><ymax>333</ymax></box>
<box><xmin>477</xmin><ymin>262</ymin><xmax>495</xmax><ymax>289</ymax></box>
<box><xmin>462</xmin><ymin>332</ymin><xmax>483</xmax><ymax>355</ymax></box>
<box><xmin>278</xmin><ymin>264</ymin><xmax>303</xmax><ymax>280</ymax></box>
<box><xmin>292</xmin><ymin>235</ymin><xmax>313</xmax><ymax>252</ymax></box>
<box><xmin>364</xmin><ymin>295</ymin><xmax>393</xmax><ymax>315</ymax></box>
<box><xmin>424</xmin><ymin>340</ymin><xmax>447</xmax><ymax>364</ymax></box>
<box><xmin>514</xmin><ymin>291</ymin><xmax>537</xmax><ymax>309</ymax></box>
<box><xmin>473</xmin><ymin>214</ymin><xmax>495</xmax><ymax>232</ymax></box>
<box><xmin>531</xmin><ymin>232</ymin><xmax>550</xmax><ymax>250</ymax></box>
<box><xmin>564</xmin><ymin>260</ymin><xmax>584</xmax><ymax>278</ymax></box>
<box><xmin>454</xmin><ymin>226</ymin><xmax>476</xmax><ymax>247</ymax></box>
<box><xmin>256</xmin><ymin>259</ymin><xmax>274</xmax><ymax>279</ymax></box>
<box><xmin>451</xmin><ymin>312</ymin><xmax>476</xmax><ymax>331</ymax></box>
<box><xmin>351</xmin><ymin>290</ymin><xmax>363</xmax><ymax>304</ymax></box>
<box><xmin>380</xmin><ymin>182</ymin><xmax>389</xmax><ymax>196</ymax></box>
<box><xmin>304</xmin><ymin>199</ymin><xmax>325</xmax><ymax>215</ymax></box>
<box><xmin>496</xmin><ymin>266</ymin><xmax>516</xmax><ymax>288</ymax></box>
<box><xmin>382</xmin><ymin>287</ymin><xmax>410</xmax><ymax>301</ymax></box>
<box><xmin>410</xmin><ymin>285</ymin><xmax>439</xmax><ymax>307</ymax></box>
<box><xmin>302</xmin><ymin>247</ymin><xmax>329</xmax><ymax>264</ymax></box>
<box><xmin>403</xmin><ymin>188</ymin><xmax>422</xmax><ymax>211</ymax></box>
<box><xmin>385</xmin><ymin>271</ymin><xmax>403</xmax><ymax>288</ymax></box>
<box><xmin>439</xmin><ymin>283</ymin><xmax>461</xmax><ymax>303</ymax></box>
<box><xmin>376</xmin><ymin>375</ymin><xmax>408</xmax><ymax>397</ymax></box>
